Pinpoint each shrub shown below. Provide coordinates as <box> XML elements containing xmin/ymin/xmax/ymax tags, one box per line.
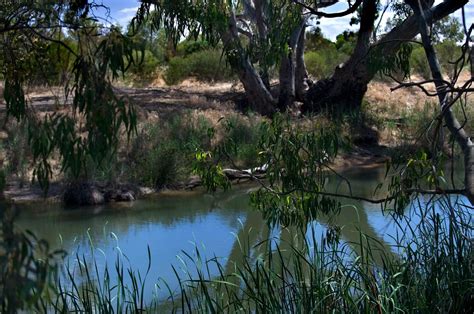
<box><xmin>410</xmin><ymin>42</ymin><xmax>462</xmax><ymax>80</ymax></box>
<box><xmin>221</xmin><ymin>114</ymin><xmax>265</xmax><ymax>168</ymax></box>
<box><xmin>305</xmin><ymin>48</ymin><xmax>348</xmax><ymax>80</ymax></box>
<box><xmin>165</xmin><ymin>49</ymin><xmax>234</xmax><ymax>85</ymax></box>
<box><xmin>128</xmin><ymin>49</ymin><xmax>161</xmax><ymax>80</ymax></box>
<box><xmin>177</xmin><ymin>39</ymin><xmax>210</xmax><ymax>56</ymax></box>
<box><xmin>128</xmin><ymin>113</ymin><xmax>213</xmax><ymax>188</ymax></box>
<box><xmin>436</xmin><ymin>41</ymin><xmax>462</xmax><ymax>78</ymax></box>
<box><xmin>410</xmin><ymin>46</ymin><xmax>432</xmax><ymax>79</ymax></box>
<box><xmin>4</xmin><ymin>122</ymin><xmax>30</xmax><ymax>186</ymax></box>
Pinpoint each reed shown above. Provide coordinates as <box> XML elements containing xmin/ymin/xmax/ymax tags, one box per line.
<box><xmin>24</xmin><ymin>195</ymin><xmax>472</xmax><ymax>313</ymax></box>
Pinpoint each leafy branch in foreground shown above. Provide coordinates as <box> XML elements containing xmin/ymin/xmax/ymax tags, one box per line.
<box><xmin>1</xmin><ymin>2</ymin><xmax>138</xmax><ymax>191</ymax></box>
<box><xmin>194</xmin><ymin>114</ymin><xmax>471</xmax><ymax>227</ymax></box>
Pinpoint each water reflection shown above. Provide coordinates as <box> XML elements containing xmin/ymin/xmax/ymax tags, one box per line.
<box><xmin>12</xmin><ymin>165</ymin><xmax>467</xmax><ymax>302</ymax></box>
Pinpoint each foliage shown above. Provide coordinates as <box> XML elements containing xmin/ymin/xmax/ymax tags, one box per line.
<box><xmin>126</xmin><ymin>50</ymin><xmax>161</xmax><ymax>81</ymax></box>
<box><xmin>410</xmin><ymin>45</ymin><xmax>432</xmax><ymax>79</ymax></box>
<box><xmin>3</xmin><ymin>194</ymin><xmax>472</xmax><ymax>313</ymax></box>
<box><xmin>368</xmin><ymin>42</ymin><xmax>413</xmax><ymax>79</ymax></box>
<box><xmin>0</xmin><ymin>206</ymin><xmax>65</xmax><ymax>312</ymax></box>
<box><xmin>167</xmin><ymin>200</ymin><xmax>472</xmax><ymax>313</ymax></box>
<box><xmin>305</xmin><ymin>27</ymin><xmax>336</xmax><ymax>51</ymax></box>
<box><xmin>3</xmin><ymin>122</ymin><xmax>30</xmax><ymax>186</ymax></box>
<box><xmin>409</xmin><ymin>41</ymin><xmax>463</xmax><ymax>80</ymax></box>
<box><xmin>165</xmin><ymin>49</ymin><xmax>234</xmax><ymax>85</ymax></box>
<box><xmin>335</xmin><ymin>30</ymin><xmax>357</xmax><ymax>55</ymax></box>
<box><xmin>220</xmin><ymin>114</ymin><xmax>266</xmax><ymax>168</ymax></box>
<box><xmin>177</xmin><ymin>39</ymin><xmax>210</xmax><ymax>57</ymax></box>
<box><xmin>194</xmin><ymin>115</ymin><xmax>346</xmax><ymax>226</ymax></box>
<box><xmin>1</xmin><ymin>3</ymin><xmax>139</xmax><ymax>192</ymax></box>
<box><xmin>305</xmin><ymin>48</ymin><xmax>348</xmax><ymax>79</ymax></box>
<box><xmin>128</xmin><ymin>113</ymin><xmax>212</xmax><ymax>188</ymax></box>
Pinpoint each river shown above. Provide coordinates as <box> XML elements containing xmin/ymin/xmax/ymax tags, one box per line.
<box><xmin>11</xmin><ymin>165</ymin><xmax>469</xmax><ymax>303</ymax></box>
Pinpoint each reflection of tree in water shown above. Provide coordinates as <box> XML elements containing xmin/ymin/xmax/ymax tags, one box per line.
<box><xmin>15</xmin><ymin>188</ymin><xmax>253</xmax><ymax>249</ymax></box>
<box><xmin>15</xmin><ymin>167</ymin><xmax>397</xmax><ymax>285</ymax></box>
<box><xmin>224</xmin><ymin>166</ymin><xmax>396</xmax><ymax>273</ymax></box>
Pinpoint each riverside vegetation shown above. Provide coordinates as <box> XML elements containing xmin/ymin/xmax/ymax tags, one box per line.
<box><xmin>1</xmin><ymin>116</ymin><xmax>473</xmax><ymax>312</ymax></box>
<box><xmin>1</xmin><ymin>0</ymin><xmax>473</xmax><ymax>312</ymax></box>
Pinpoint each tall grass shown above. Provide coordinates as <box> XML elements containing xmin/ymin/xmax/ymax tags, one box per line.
<box><xmin>167</xmin><ymin>197</ymin><xmax>472</xmax><ymax>313</ymax></box>
<box><xmin>127</xmin><ymin>112</ymin><xmax>213</xmax><ymax>188</ymax></box>
<box><xmin>6</xmin><ymin>195</ymin><xmax>469</xmax><ymax>312</ymax></box>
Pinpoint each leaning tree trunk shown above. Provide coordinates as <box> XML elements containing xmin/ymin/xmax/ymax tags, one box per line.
<box><xmin>302</xmin><ymin>0</ymin><xmax>467</xmax><ymax>114</ymax></box>
<box><xmin>408</xmin><ymin>0</ymin><xmax>474</xmax><ymax>204</ymax></box>
<box><xmin>222</xmin><ymin>10</ymin><xmax>278</xmax><ymax>116</ymax></box>
<box><xmin>238</xmin><ymin>60</ymin><xmax>278</xmax><ymax>116</ymax></box>
<box><xmin>302</xmin><ymin>0</ymin><xmax>377</xmax><ymax>113</ymax></box>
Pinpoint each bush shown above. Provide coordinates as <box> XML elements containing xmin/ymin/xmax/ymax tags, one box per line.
<box><xmin>127</xmin><ymin>49</ymin><xmax>161</xmax><ymax>80</ymax></box>
<box><xmin>305</xmin><ymin>48</ymin><xmax>348</xmax><ymax>80</ymax></box>
<box><xmin>410</xmin><ymin>42</ymin><xmax>462</xmax><ymax>80</ymax></box>
<box><xmin>177</xmin><ymin>39</ymin><xmax>210</xmax><ymax>56</ymax></box>
<box><xmin>221</xmin><ymin>114</ymin><xmax>265</xmax><ymax>168</ymax></box>
<box><xmin>165</xmin><ymin>49</ymin><xmax>234</xmax><ymax>85</ymax></box>
<box><xmin>128</xmin><ymin>113</ymin><xmax>213</xmax><ymax>188</ymax></box>
<box><xmin>4</xmin><ymin>122</ymin><xmax>30</xmax><ymax>186</ymax></box>
<box><xmin>436</xmin><ymin>41</ymin><xmax>462</xmax><ymax>78</ymax></box>
<box><xmin>410</xmin><ymin>46</ymin><xmax>432</xmax><ymax>79</ymax></box>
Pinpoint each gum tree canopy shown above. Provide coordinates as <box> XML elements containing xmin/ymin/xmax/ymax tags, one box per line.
<box><xmin>134</xmin><ymin>0</ymin><xmax>356</xmax><ymax>115</ymax></box>
<box><xmin>139</xmin><ymin>0</ymin><xmax>474</xmax><ymax>205</ymax></box>
<box><xmin>135</xmin><ymin>0</ymin><xmax>469</xmax><ymax>114</ymax></box>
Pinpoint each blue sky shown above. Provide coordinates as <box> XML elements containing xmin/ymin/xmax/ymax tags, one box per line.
<box><xmin>98</xmin><ymin>0</ymin><xmax>473</xmax><ymax>41</ymax></box>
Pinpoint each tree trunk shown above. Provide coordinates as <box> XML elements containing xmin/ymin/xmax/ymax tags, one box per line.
<box><xmin>408</xmin><ymin>0</ymin><xmax>474</xmax><ymax>204</ymax></box>
<box><xmin>302</xmin><ymin>0</ymin><xmax>468</xmax><ymax>114</ymax></box>
<box><xmin>222</xmin><ymin>10</ymin><xmax>277</xmax><ymax>116</ymax></box>
<box><xmin>278</xmin><ymin>19</ymin><xmax>306</xmax><ymax>110</ymax></box>
<box><xmin>238</xmin><ymin>61</ymin><xmax>277</xmax><ymax>116</ymax></box>
<box><xmin>302</xmin><ymin>0</ymin><xmax>377</xmax><ymax>113</ymax></box>
<box><xmin>295</xmin><ymin>22</ymin><xmax>309</xmax><ymax>101</ymax></box>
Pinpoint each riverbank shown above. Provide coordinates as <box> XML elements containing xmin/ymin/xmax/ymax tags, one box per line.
<box><xmin>1</xmin><ymin>145</ymin><xmax>389</xmax><ymax>204</ymax></box>
<box><xmin>0</xmin><ymin>76</ymin><xmax>471</xmax><ymax>205</ymax></box>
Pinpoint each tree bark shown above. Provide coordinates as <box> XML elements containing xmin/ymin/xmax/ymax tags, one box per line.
<box><xmin>222</xmin><ymin>9</ymin><xmax>277</xmax><ymax>116</ymax></box>
<box><xmin>302</xmin><ymin>0</ymin><xmax>377</xmax><ymax>113</ymax></box>
<box><xmin>238</xmin><ymin>61</ymin><xmax>277</xmax><ymax>116</ymax></box>
<box><xmin>408</xmin><ymin>0</ymin><xmax>474</xmax><ymax>204</ymax></box>
<box><xmin>278</xmin><ymin>18</ymin><xmax>306</xmax><ymax>110</ymax></box>
<box><xmin>295</xmin><ymin>21</ymin><xmax>309</xmax><ymax>101</ymax></box>
<box><xmin>302</xmin><ymin>0</ymin><xmax>468</xmax><ymax>114</ymax></box>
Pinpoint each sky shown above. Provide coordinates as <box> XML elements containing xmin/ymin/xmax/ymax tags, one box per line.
<box><xmin>98</xmin><ymin>0</ymin><xmax>474</xmax><ymax>41</ymax></box>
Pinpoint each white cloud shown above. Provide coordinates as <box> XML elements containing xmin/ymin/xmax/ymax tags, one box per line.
<box><xmin>115</xmin><ymin>6</ymin><xmax>139</xmax><ymax>27</ymax></box>
<box><xmin>119</xmin><ymin>7</ymin><xmax>139</xmax><ymax>15</ymax></box>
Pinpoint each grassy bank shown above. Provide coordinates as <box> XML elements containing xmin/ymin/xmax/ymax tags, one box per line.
<box><xmin>0</xmin><ymin>93</ymin><xmax>474</xmax><ymax>200</ymax></box>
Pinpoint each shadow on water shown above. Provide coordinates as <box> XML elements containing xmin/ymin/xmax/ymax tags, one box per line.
<box><xmin>9</xmin><ymin>165</ymin><xmax>466</xmax><ymax>304</ymax></box>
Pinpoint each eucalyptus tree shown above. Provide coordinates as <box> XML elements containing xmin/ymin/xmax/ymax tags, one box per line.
<box><xmin>302</xmin><ymin>0</ymin><xmax>470</xmax><ymax>113</ymax></box>
<box><xmin>1</xmin><ymin>0</ymin><xmax>137</xmax><ymax>190</ymax></box>
<box><xmin>134</xmin><ymin>1</ymin><xmax>356</xmax><ymax>115</ymax></box>
<box><xmin>402</xmin><ymin>0</ymin><xmax>474</xmax><ymax>204</ymax></box>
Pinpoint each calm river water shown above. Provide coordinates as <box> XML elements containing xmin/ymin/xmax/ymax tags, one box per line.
<box><xmin>12</xmin><ymin>165</ymin><xmax>469</xmax><ymax>302</ymax></box>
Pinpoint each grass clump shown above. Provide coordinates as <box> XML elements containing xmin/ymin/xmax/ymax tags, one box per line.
<box><xmin>127</xmin><ymin>113</ymin><xmax>212</xmax><ymax>188</ymax></box>
<box><xmin>4</xmin><ymin>194</ymin><xmax>471</xmax><ymax>313</ymax></box>
<box><xmin>165</xmin><ymin>49</ymin><xmax>234</xmax><ymax>85</ymax></box>
<box><xmin>305</xmin><ymin>47</ymin><xmax>348</xmax><ymax>80</ymax></box>
<box><xmin>220</xmin><ymin>114</ymin><xmax>266</xmax><ymax>168</ymax></box>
